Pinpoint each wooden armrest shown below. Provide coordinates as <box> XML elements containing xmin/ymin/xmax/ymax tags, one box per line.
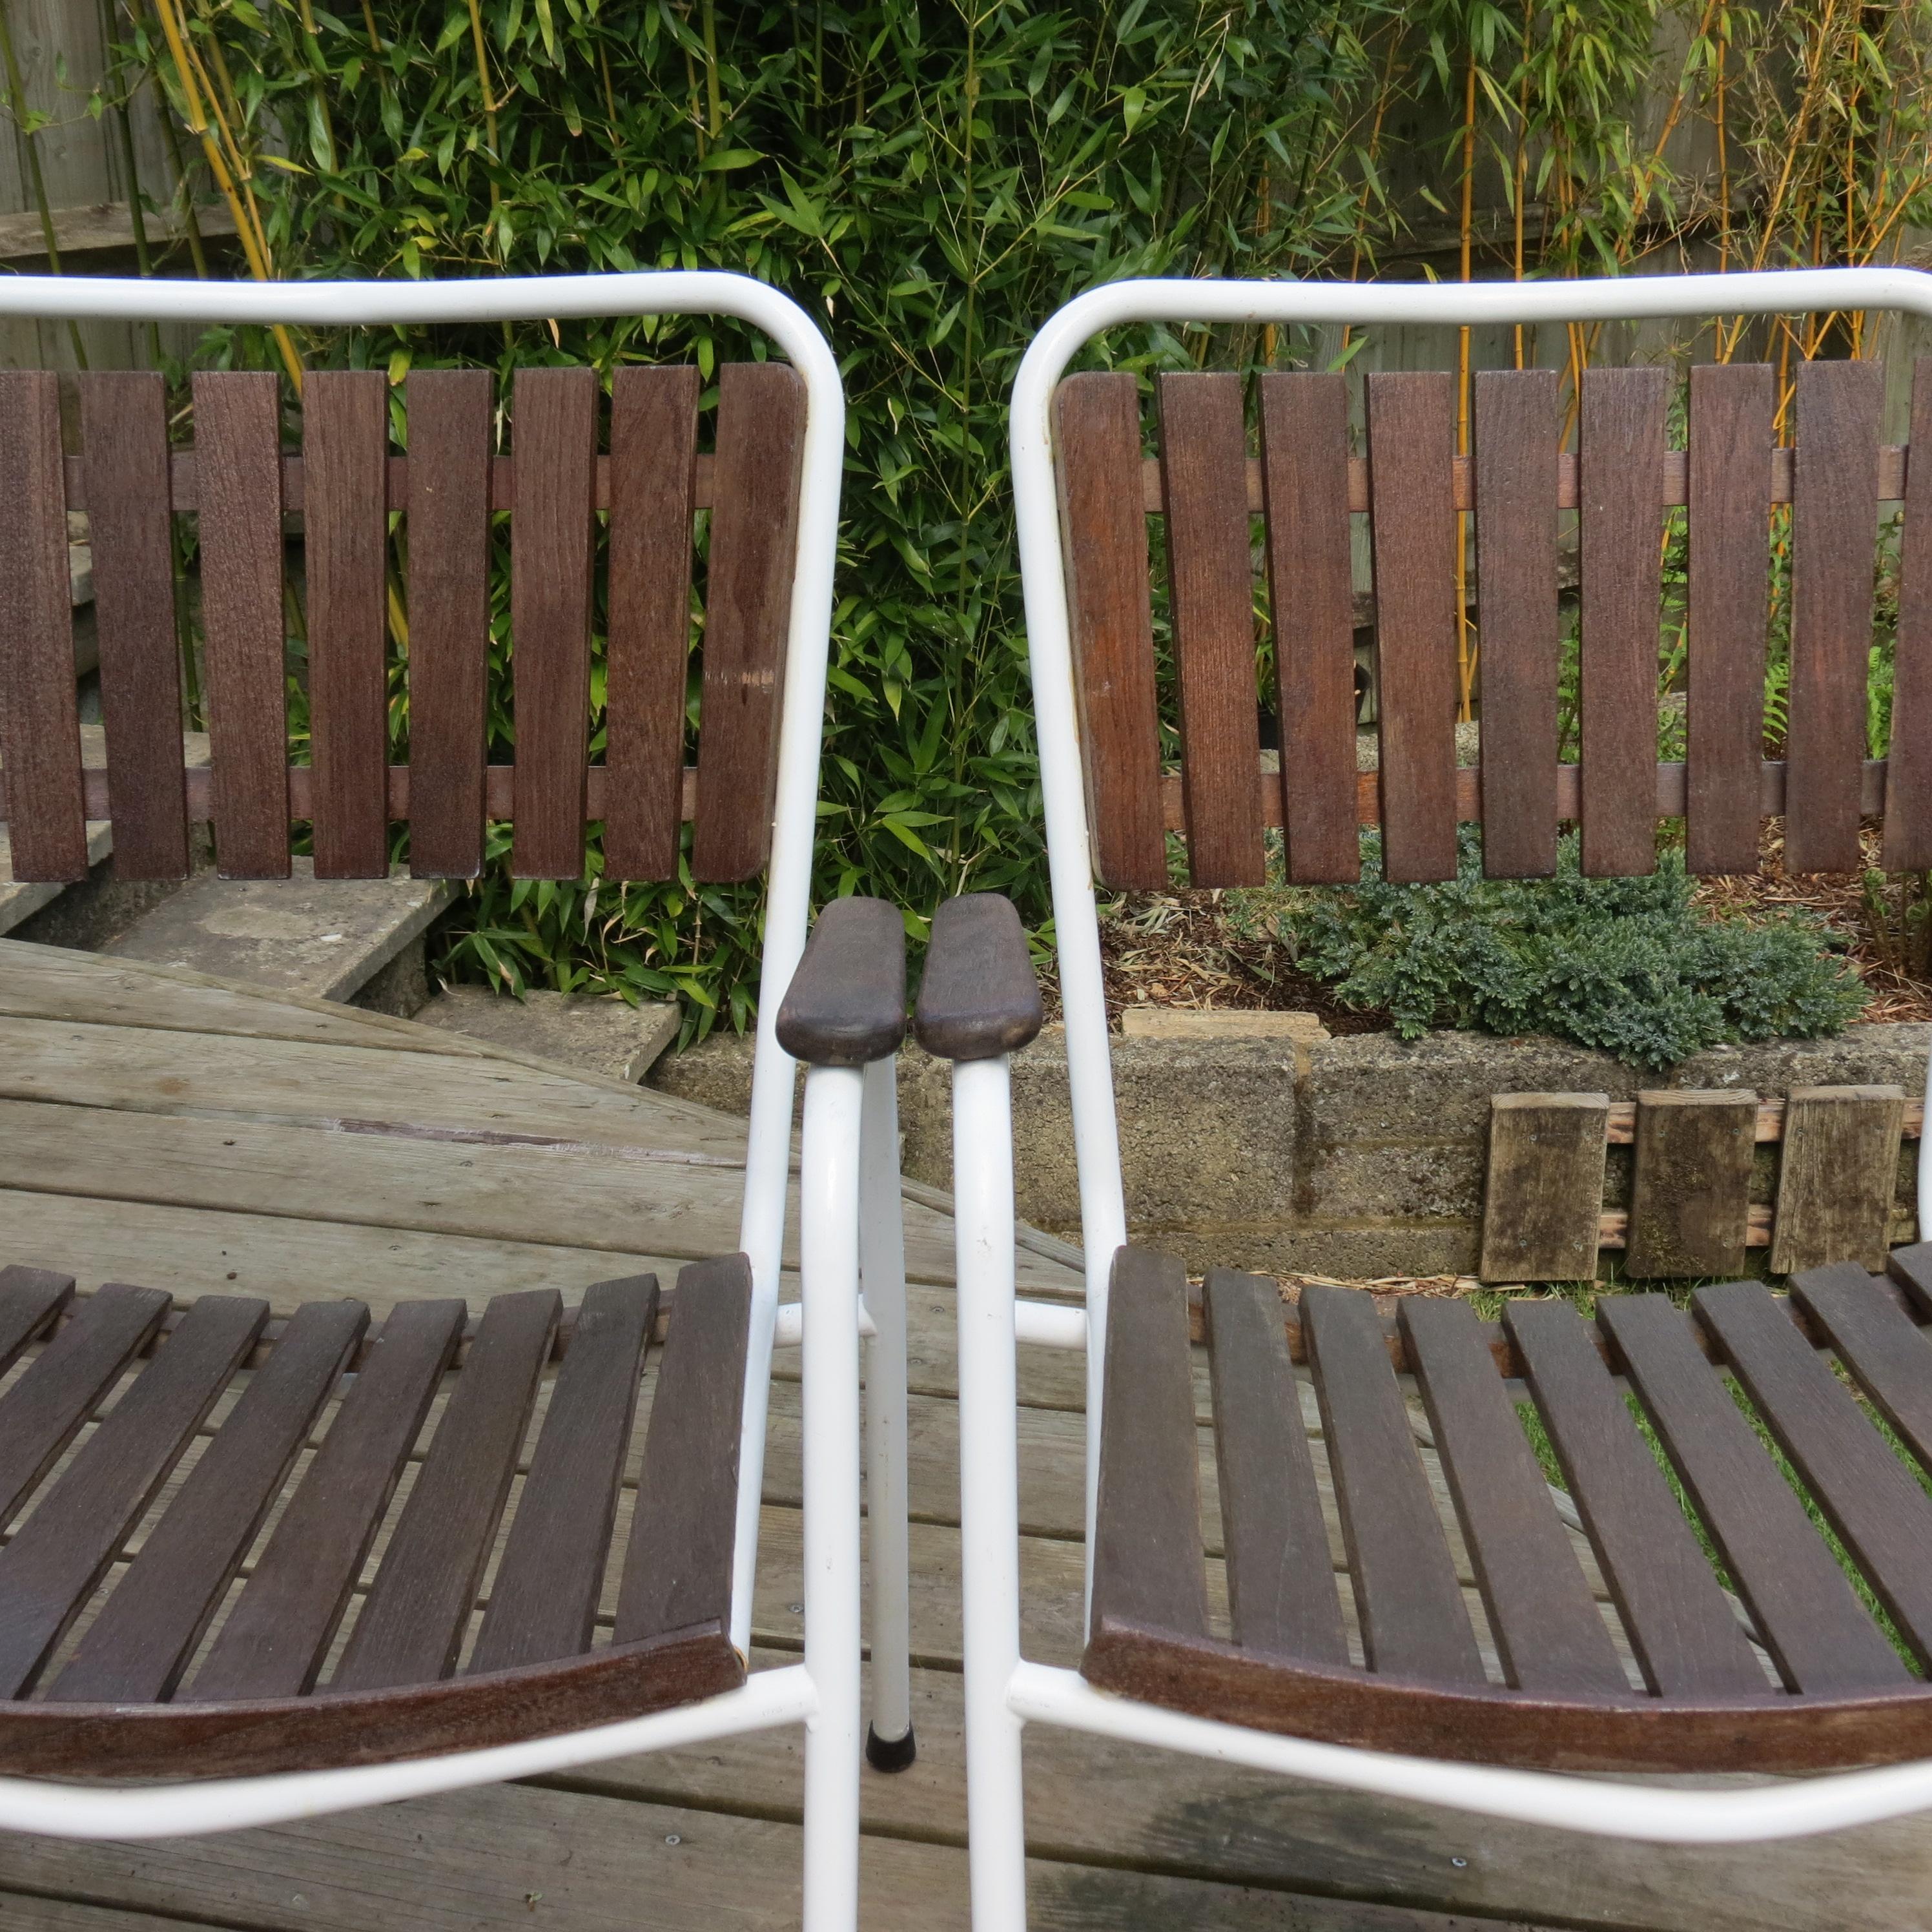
<box><xmin>774</xmin><ymin>896</ymin><xmax>907</xmax><ymax>1065</ymax></box>
<box><xmin>914</xmin><ymin>894</ymin><xmax>1043</xmax><ymax>1062</ymax></box>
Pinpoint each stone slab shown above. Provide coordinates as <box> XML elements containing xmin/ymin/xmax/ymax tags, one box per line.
<box><xmin>1120</xmin><ymin>1005</ymin><xmax>1328</xmax><ymax>1042</ymax></box>
<box><xmin>415</xmin><ymin>983</ymin><xmax>681</xmax><ymax>1084</ymax></box>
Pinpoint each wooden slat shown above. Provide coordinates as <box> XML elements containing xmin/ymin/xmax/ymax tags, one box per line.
<box><xmin>615</xmin><ymin>1255</ymin><xmax>752</xmax><ymax>1645</ymax></box>
<box><xmin>1769</xmin><ymin>1084</ymin><xmax>1905</xmax><ymax>1275</ymax></box>
<box><xmin>1302</xmin><ymin>1284</ymin><xmax>1481</xmax><ymax>1682</ymax></box>
<box><xmin>1504</xmin><ymin>1296</ymin><xmax>1764</xmax><ymax>1698</ymax></box>
<box><xmin>1089</xmin><ymin>1247</ymin><xmax>1208</xmax><ymax>1641</ymax></box>
<box><xmin>1053</xmin><ymin>372</ymin><xmax>1166</xmax><ymax>889</ymax></box>
<box><xmin>1686</xmin><ymin>362</ymin><xmax>1773</xmax><ymax>875</ymax></box>
<box><xmin>468</xmin><ymin>1274</ymin><xmax>657</xmax><ymax>1671</ymax></box>
<box><xmin>0</xmin><ymin>369</ymin><xmax>85</xmax><ymax>881</ymax></box>
<box><xmin>1578</xmin><ymin>367</ymin><xmax>1667</xmax><ymax>876</ymax></box>
<box><xmin>79</xmin><ymin>372</ymin><xmax>188</xmax><ymax>880</ymax></box>
<box><xmin>1259</xmin><ymin>373</ymin><xmax>1359</xmax><ymax>883</ymax></box>
<box><xmin>1399</xmin><ymin>1296</ymin><xmax>1625</xmax><ymax>1694</ymax></box>
<box><xmin>1600</xmin><ymin>1292</ymin><xmax>1902</xmax><ymax>1694</ymax></box>
<box><xmin>192</xmin><ymin>371</ymin><xmax>289</xmax><ymax>879</ymax></box>
<box><xmin>0</xmin><ymin>1284</ymin><xmax>170</xmax><ymax>1526</ymax></box>
<box><xmin>404</xmin><ymin>369</ymin><xmax>494</xmax><ymax>881</ymax></box>
<box><xmin>1366</xmin><ymin>373</ymin><xmax>1459</xmax><ymax>881</ymax></box>
<box><xmin>48</xmin><ymin>1299</ymin><xmax>369</xmax><ymax>1704</ymax></box>
<box><xmin>690</xmin><ymin>363</ymin><xmax>807</xmax><ymax>883</ymax></box>
<box><xmin>334</xmin><ymin>1289</ymin><xmax>559</xmax><ymax>1690</ymax></box>
<box><xmin>0</xmin><ymin>1266</ymin><xmax>73</xmax><ymax>1375</ymax></box>
<box><xmin>1696</xmin><ymin>1277</ymin><xmax>1932</xmax><ymax>1667</ymax></box>
<box><xmin>1623</xmin><ymin>1089</ymin><xmax>1758</xmax><ymax>1279</ymax></box>
<box><xmin>604</xmin><ymin>365</ymin><xmax>700</xmax><ymax>883</ymax></box>
<box><xmin>189</xmin><ymin>1297</ymin><xmax>464</xmax><ymax>1700</ymax></box>
<box><xmin>1477</xmin><ymin>1093</ymin><xmax>1609</xmax><ymax>1284</ymax></box>
<box><xmin>1203</xmin><ymin>1268</ymin><xmax>1346</xmax><ymax>1663</ymax></box>
<box><xmin>1886</xmin><ymin>361</ymin><xmax>1932</xmax><ymax>867</ymax></box>
<box><xmin>1789</xmin><ymin>1261</ymin><xmax>1932</xmax><ymax>1473</ymax></box>
<box><xmin>0</xmin><ymin>1295</ymin><xmax>267</xmax><ymax>1698</ymax></box>
<box><xmin>1158</xmin><ymin>373</ymin><xmax>1262</xmax><ymax>886</ymax></box>
<box><xmin>1785</xmin><ymin>357</ymin><xmax>1884</xmax><ymax>872</ymax></box>
<box><xmin>303</xmin><ymin>370</ymin><xmax>391</xmax><ymax>879</ymax></box>
<box><xmin>507</xmin><ymin>367</ymin><xmax>599</xmax><ymax>880</ymax></box>
<box><xmin>1472</xmin><ymin>369</ymin><xmax>1560</xmax><ymax>878</ymax></box>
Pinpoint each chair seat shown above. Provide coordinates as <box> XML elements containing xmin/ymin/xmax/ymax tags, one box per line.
<box><xmin>1084</xmin><ymin>1243</ymin><xmax>1932</xmax><ymax>1774</ymax></box>
<box><xmin>0</xmin><ymin>1254</ymin><xmax>752</xmax><ymax>1778</ymax></box>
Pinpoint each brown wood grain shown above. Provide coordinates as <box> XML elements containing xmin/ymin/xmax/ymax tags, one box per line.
<box><xmin>1259</xmin><ymin>373</ymin><xmax>1359</xmax><ymax>883</ymax></box>
<box><xmin>1686</xmin><ymin>362</ymin><xmax>1774</xmax><ymax>875</ymax></box>
<box><xmin>1157</xmin><ymin>373</ymin><xmax>1263</xmax><ymax>885</ymax></box>
<box><xmin>692</xmin><ymin>363</ymin><xmax>807</xmax><ymax>882</ymax></box>
<box><xmin>0</xmin><ymin>370</ymin><xmax>86</xmax><ymax>881</ymax></box>
<box><xmin>1053</xmin><ymin>373</ymin><xmax>1167</xmax><ymax>889</ymax></box>
<box><xmin>1472</xmin><ymin>369</ymin><xmax>1561</xmax><ymax>878</ymax></box>
<box><xmin>1769</xmin><ymin>1084</ymin><xmax>1905</xmax><ymax>1275</ymax></box>
<box><xmin>1785</xmin><ymin>357</ymin><xmax>1884</xmax><ymax>872</ymax></box>
<box><xmin>404</xmin><ymin>369</ymin><xmax>494</xmax><ymax>879</ymax></box>
<box><xmin>0</xmin><ymin>1266</ymin><xmax>73</xmax><ymax>1375</ymax></box>
<box><xmin>1884</xmin><ymin>362</ymin><xmax>1932</xmax><ymax>868</ymax></box>
<box><xmin>508</xmin><ymin>367</ymin><xmax>599</xmax><ymax>879</ymax></box>
<box><xmin>604</xmin><ymin>365</ymin><xmax>699</xmax><ymax>882</ymax></box>
<box><xmin>78</xmin><ymin>372</ymin><xmax>188</xmax><ymax>880</ymax></box>
<box><xmin>192</xmin><ymin>372</ymin><xmax>290</xmax><ymax>878</ymax></box>
<box><xmin>1478</xmin><ymin>1093</ymin><xmax>1608</xmax><ymax>1284</ymax></box>
<box><xmin>1578</xmin><ymin>367</ymin><xmax>1668</xmax><ymax>876</ymax></box>
<box><xmin>1366</xmin><ymin>373</ymin><xmax>1459</xmax><ymax>881</ymax></box>
<box><xmin>303</xmin><ymin>371</ymin><xmax>391</xmax><ymax>878</ymax></box>
<box><xmin>1623</xmin><ymin>1089</ymin><xmax>1758</xmax><ymax>1279</ymax></box>
<box><xmin>1791</xmin><ymin>1262</ymin><xmax>1932</xmax><ymax>1469</ymax></box>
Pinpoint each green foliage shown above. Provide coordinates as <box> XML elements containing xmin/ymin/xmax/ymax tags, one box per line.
<box><xmin>1229</xmin><ymin>827</ymin><xmax>1866</xmax><ymax>1069</ymax></box>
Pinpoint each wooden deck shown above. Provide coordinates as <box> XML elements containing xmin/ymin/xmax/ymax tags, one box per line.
<box><xmin>0</xmin><ymin>934</ymin><xmax>1928</xmax><ymax>1931</ymax></box>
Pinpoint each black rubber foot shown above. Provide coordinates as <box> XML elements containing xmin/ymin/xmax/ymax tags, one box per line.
<box><xmin>866</xmin><ymin>1723</ymin><xmax>917</xmax><ymax>1773</ymax></box>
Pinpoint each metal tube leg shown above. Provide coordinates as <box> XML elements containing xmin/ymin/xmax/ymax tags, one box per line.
<box><xmin>801</xmin><ymin>1065</ymin><xmax>865</xmax><ymax>1932</ymax></box>
<box><xmin>953</xmin><ymin>1055</ymin><xmax>1031</xmax><ymax>1931</ymax></box>
<box><xmin>860</xmin><ymin>1056</ymin><xmax>916</xmax><ymax>1770</ymax></box>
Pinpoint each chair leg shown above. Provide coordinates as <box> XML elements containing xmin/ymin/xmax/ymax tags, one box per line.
<box><xmin>859</xmin><ymin>1056</ymin><xmax>915</xmax><ymax>1771</ymax></box>
<box><xmin>953</xmin><ymin>1054</ymin><xmax>1031</xmax><ymax>1931</ymax></box>
<box><xmin>801</xmin><ymin>1065</ymin><xmax>865</xmax><ymax>1931</ymax></box>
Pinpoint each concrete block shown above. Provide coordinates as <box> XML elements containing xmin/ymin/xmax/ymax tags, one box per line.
<box><xmin>1120</xmin><ymin>1007</ymin><xmax>1328</xmax><ymax>1042</ymax></box>
<box><xmin>417</xmin><ymin>983</ymin><xmax>681</xmax><ymax>1084</ymax></box>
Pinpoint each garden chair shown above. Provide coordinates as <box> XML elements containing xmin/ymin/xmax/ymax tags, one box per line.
<box><xmin>922</xmin><ymin>267</ymin><xmax>1932</xmax><ymax>1929</ymax></box>
<box><xmin>0</xmin><ymin>269</ymin><xmax>909</xmax><ymax>1932</ymax></box>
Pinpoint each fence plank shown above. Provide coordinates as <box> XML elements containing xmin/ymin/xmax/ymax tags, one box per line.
<box><xmin>1770</xmin><ymin>1084</ymin><xmax>1905</xmax><ymax>1275</ymax></box>
<box><xmin>1479</xmin><ymin>1093</ymin><xmax>1609</xmax><ymax>1284</ymax></box>
<box><xmin>1259</xmin><ymin>373</ymin><xmax>1359</xmax><ymax>883</ymax></box>
<box><xmin>1687</xmin><ymin>363</ymin><xmax>1774</xmax><ymax>876</ymax></box>
<box><xmin>1623</xmin><ymin>1089</ymin><xmax>1758</xmax><ymax>1280</ymax></box>
<box><xmin>1884</xmin><ymin>360</ymin><xmax>1932</xmax><ymax>869</ymax></box>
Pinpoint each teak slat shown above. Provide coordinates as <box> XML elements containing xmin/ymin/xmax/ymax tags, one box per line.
<box><xmin>1366</xmin><ymin>373</ymin><xmax>1459</xmax><ymax>881</ymax></box>
<box><xmin>1790</xmin><ymin>1261</ymin><xmax>1932</xmax><ymax>1471</ymax></box>
<box><xmin>0</xmin><ymin>1295</ymin><xmax>267</xmax><ymax>1698</ymax></box>
<box><xmin>1686</xmin><ymin>362</ymin><xmax>1773</xmax><ymax>875</ymax></box>
<box><xmin>334</xmin><ymin>1289</ymin><xmax>559</xmax><ymax>1690</ymax></box>
<box><xmin>303</xmin><ymin>370</ymin><xmax>391</xmax><ymax>879</ymax></box>
<box><xmin>1089</xmin><ymin>1247</ymin><xmax>1209</xmax><ymax>1642</ymax></box>
<box><xmin>1204</xmin><ymin>1268</ymin><xmax>1347</xmax><ymax>1663</ymax></box>
<box><xmin>0</xmin><ymin>369</ymin><xmax>85</xmax><ymax>881</ymax></box>
<box><xmin>1478</xmin><ymin>1093</ymin><xmax>1609</xmax><ymax>1284</ymax></box>
<box><xmin>1578</xmin><ymin>367</ymin><xmax>1667</xmax><ymax>876</ymax></box>
<box><xmin>1785</xmin><ymin>357</ymin><xmax>1884</xmax><ymax>872</ymax></box>
<box><xmin>48</xmin><ymin>1299</ymin><xmax>369</xmax><ymax>1705</ymax></box>
<box><xmin>1886</xmin><ymin>360</ymin><xmax>1932</xmax><ymax>867</ymax></box>
<box><xmin>508</xmin><ymin>367</ymin><xmax>599</xmax><ymax>880</ymax></box>
<box><xmin>1399</xmin><ymin>1297</ymin><xmax>1625</xmax><ymax>1694</ymax></box>
<box><xmin>192</xmin><ymin>371</ymin><xmax>289</xmax><ymax>879</ymax></box>
<box><xmin>1769</xmin><ymin>1084</ymin><xmax>1905</xmax><ymax>1275</ymax></box>
<box><xmin>468</xmin><ymin>1274</ymin><xmax>658</xmax><ymax>1672</ymax></box>
<box><xmin>615</xmin><ymin>1255</ymin><xmax>753</xmax><ymax>1645</ymax></box>
<box><xmin>1696</xmin><ymin>1279</ymin><xmax>1932</xmax><ymax>1666</ymax></box>
<box><xmin>1623</xmin><ymin>1089</ymin><xmax>1758</xmax><ymax>1279</ymax></box>
<box><xmin>0</xmin><ymin>1284</ymin><xmax>170</xmax><ymax>1527</ymax></box>
<box><xmin>1158</xmin><ymin>373</ymin><xmax>1263</xmax><ymax>885</ymax></box>
<box><xmin>1302</xmin><ymin>1284</ymin><xmax>1482</xmax><ymax>1683</ymax></box>
<box><xmin>1472</xmin><ymin>368</ymin><xmax>1560</xmax><ymax>878</ymax></box>
<box><xmin>404</xmin><ymin>369</ymin><xmax>494</xmax><ymax>880</ymax></box>
<box><xmin>1054</xmin><ymin>372</ymin><xmax>1166</xmax><ymax>889</ymax></box>
<box><xmin>79</xmin><ymin>372</ymin><xmax>188</xmax><ymax>880</ymax></box>
<box><xmin>1259</xmin><ymin>373</ymin><xmax>1359</xmax><ymax>883</ymax></box>
<box><xmin>1504</xmin><ymin>1297</ymin><xmax>1765</xmax><ymax>1698</ymax></box>
<box><xmin>189</xmin><ymin>1297</ymin><xmax>466</xmax><ymax>1700</ymax></box>
<box><xmin>691</xmin><ymin>363</ymin><xmax>807</xmax><ymax>883</ymax></box>
<box><xmin>603</xmin><ymin>365</ymin><xmax>700</xmax><ymax>883</ymax></box>
<box><xmin>0</xmin><ymin>1266</ymin><xmax>73</xmax><ymax>1375</ymax></box>
<box><xmin>1599</xmin><ymin>1293</ymin><xmax>1903</xmax><ymax>1694</ymax></box>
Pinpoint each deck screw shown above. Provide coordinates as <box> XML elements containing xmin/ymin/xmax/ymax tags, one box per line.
<box><xmin>788</xmin><ymin>1601</ymin><xmax>804</xmax><ymax>1614</ymax></box>
<box><xmin>665</xmin><ymin>1833</ymin><xmax>682</xmax><ymax>1846</ymax></box>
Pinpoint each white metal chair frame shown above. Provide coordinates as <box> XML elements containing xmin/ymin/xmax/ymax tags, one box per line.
<box><xmin>0</xmin><ymin>271</ymin><xmax>907</xmax><ymax>1932</ymax></box>
<box><xmin>949</xmin><ymin>265</ymin><xmax>1932</xmax><ymax>1931</ymax></box>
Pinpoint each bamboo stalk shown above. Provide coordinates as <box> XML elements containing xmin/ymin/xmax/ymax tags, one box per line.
<box><xmin>1455</xmin><ymin>45</ymin><xmax>1477</xmax><ymax>724</ymax></box>
<box><xmin>0</xmin><ymin>0</ymin><xmax>90</xmax><ymax>366</ymax></box>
